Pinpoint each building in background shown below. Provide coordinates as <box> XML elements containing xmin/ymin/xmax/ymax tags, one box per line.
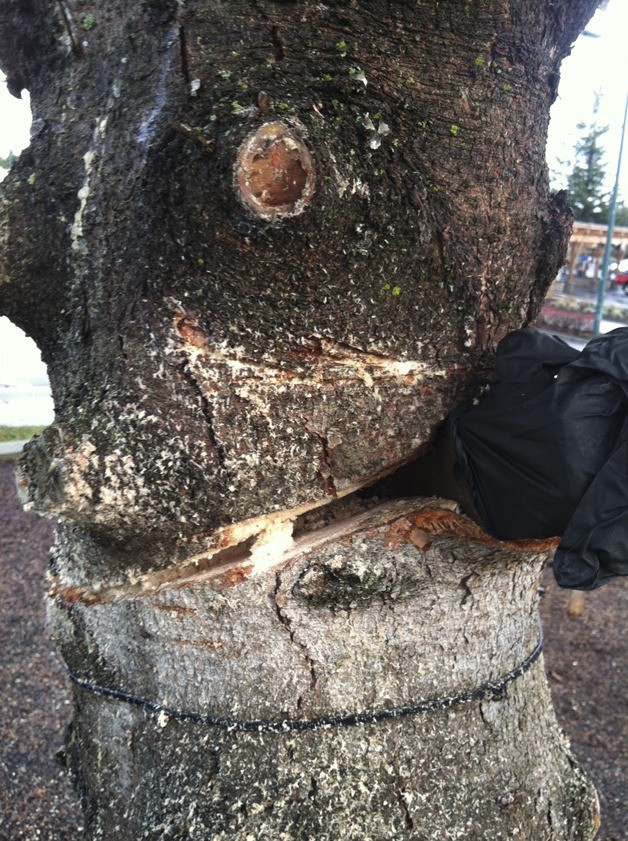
<box><xmin>561</xmin><ymin>221</ymin><xmax>628</xmax><ymax>293</ymax></box>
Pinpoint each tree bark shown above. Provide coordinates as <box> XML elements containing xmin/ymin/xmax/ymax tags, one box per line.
<box><xmin>0</xmin><ymin>0</ymin><xmax>602</xmax><ymax>837</ymax></box>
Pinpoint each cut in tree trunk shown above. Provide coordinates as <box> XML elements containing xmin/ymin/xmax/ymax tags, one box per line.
<box><xmin>0</xmin><ymin>0</ymin><xmax>603</xmax><ymax>837</ymax></box>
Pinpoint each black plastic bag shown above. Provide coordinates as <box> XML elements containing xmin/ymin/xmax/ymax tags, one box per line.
<box><xmin>449</xmin><ymin>328</ymin><xmax>628</xmax><ymax>590</ymax></box>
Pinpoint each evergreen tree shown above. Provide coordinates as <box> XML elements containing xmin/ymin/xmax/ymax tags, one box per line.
<box><xmin>0</xmin><ymin>150</ymin><xmax>16</xmax><ymax>171</ymax></box>
<box><xmin>567</xmin><ymin>97</ymin><xmax>610</xmax><ymax>223</ymax></box>
<box><xmin>614</xmin><ymin>201</ymin><xmax>628</xmax><ymax>228</ymax></box>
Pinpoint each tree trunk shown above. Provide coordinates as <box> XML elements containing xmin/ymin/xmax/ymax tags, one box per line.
<box><xmin>50</xmin><ymin>500</ymin><xmax>599</xmax><ymax>840</ymax></box>
<box><xmin>0</xmin><ymin>0</ymin><xmax>601</xmax><ymax>837</ymax></box>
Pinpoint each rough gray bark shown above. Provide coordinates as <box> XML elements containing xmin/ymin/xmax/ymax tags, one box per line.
<box><xmin>0</xmin><ymin>0</ymin><xmax>603</xmax><ymax>837</ymax></box>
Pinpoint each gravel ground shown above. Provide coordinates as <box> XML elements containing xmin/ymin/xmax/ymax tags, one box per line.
<box><xmin>539</xmin><ymin>569</ymin><xmax>627</xmax><ymax>840</ymax></box>
<box><xmin>0</xmin><ymin>460</ymin><xmax>625</xmax><ymax>840</ymax></box>
<box><xmin>0</xmin><ymin>463</ymin><xmax>82</xmax><ymax>840</ymax></box>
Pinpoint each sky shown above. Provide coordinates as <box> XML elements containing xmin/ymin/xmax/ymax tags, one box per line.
<box><xmin>0</xmin><ymin>0</ymin><xmax>626</xmax><ymax>407</ymax></box>
<box><xmin>546</xmin><ymin>0</ymin><xmax>628</xmax><ymax>199</ymax></box>
<box><xmin>0</xmin><ymin>315</ymin><xmax>53</xmax><ymax>424</ymax></box>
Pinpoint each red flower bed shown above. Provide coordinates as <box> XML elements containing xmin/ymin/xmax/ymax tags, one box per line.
<box><xmin>537</xmin><ymin>305</ymin><xmax>594</xmax><ymax>336</ymax></box>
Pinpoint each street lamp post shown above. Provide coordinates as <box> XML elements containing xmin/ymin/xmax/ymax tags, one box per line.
<box><xmin>594</xmin><ymin>89</ymin><xmax>628</xmax><ymax>335</ymax></box>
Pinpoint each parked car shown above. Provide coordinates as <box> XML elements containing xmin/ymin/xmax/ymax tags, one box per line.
<box><xmin>614</xmin><ymin>271</ymin><xmax>628</xmax><ymax>294</ymax></box>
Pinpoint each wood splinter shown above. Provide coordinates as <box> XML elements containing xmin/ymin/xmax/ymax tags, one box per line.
<box><xmin>389</xmin><ymin>507</ymin><xmax>561</xmax><ymax>554</ymax></box>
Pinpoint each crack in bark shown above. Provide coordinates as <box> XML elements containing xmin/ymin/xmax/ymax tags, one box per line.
<box><xmin>397</xmin><ymin>789</ymin><xmax>414</xmax><ymax>830</ymax></box>
<box><xmin>313</xmin><ymin>430</ymin><xmax>337</xmax><ymax>498</ymax></box>
<box><xmin>56</xmin><ymin>1</ymin><xmax>81</xmax><ymax>54</ymax></box>
<box><xmin>178</xmin><ymin>361</ymin><xmax>228</xmax><ymax>470</ymax></box>
<box><xmin>273</xmin><ymin>572</ymin><xmax>318</xmax><ymax>708</ymax></box>
<box><xmin>269</xmin><ymin>25</ymin><xmax>285</xmax><ymax>62</ymax></box>
<box><xmin>249</xmin><ymin>0</ymin><xmax>285</xmax><ymax>62</ymax></box>
<box><xmin>459</xmin><ymin>573</ymin><xmax>475</xmax><ymax>607</ymax></box>
<box><xmin>117</xmin><ymin>332</ymin><xmax>129</xmax><ymax>366</ymax></box>
<box><xmin>178</xmin><ymin>25</ymin><xmax>191</xmax><ymax>85</ymax></box>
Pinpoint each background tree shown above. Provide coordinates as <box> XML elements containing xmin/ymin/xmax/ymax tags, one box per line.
<box><xmin>566</xmin><ymin>96</ymin><xmax>610</xmax><ymax>222</ymax></box>
<box><xmin>0</xmin><ymin>0</ymin><xmax>603</xmax><ymax>838</ymax></box>
<box><xmin>0</xmin><ymin>149</ymin><xmax>15</xmax><ymax>172</ymax></box>
<box><xmin>613</xmin><ymin>200</ymin><xmax>628</xmax><ymax>228</ymax></box>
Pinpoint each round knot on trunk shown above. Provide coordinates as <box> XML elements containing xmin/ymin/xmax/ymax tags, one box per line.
<box><xmin>235</xmin><ymin>122</ymin><xmax>316</xmax><ymax>219</ymax></box>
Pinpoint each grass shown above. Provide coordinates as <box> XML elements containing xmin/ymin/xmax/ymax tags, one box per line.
<box><xmin>0</xmin><ymin>425</ymin><xmax>44</xmax><ymax>443</ymax></box>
